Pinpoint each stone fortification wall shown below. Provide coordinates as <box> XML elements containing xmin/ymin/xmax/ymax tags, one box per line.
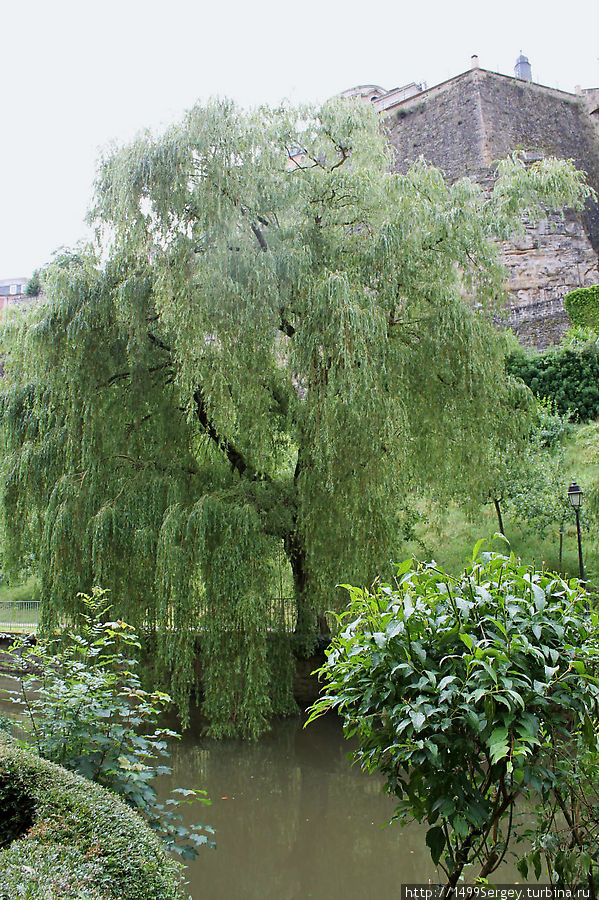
<box><xmin>386</xmin><ymin>70</ymin><xmax>489</xmax><ymax>180</ymax></box>
<box><xmin>477</xmin><ymin>73</ymin><xmax>599</xmax><ymax>255</ymax></box>
<box><xmin>504</xmin><ymin>215</ymin><xmax>599</xmax><ymax>348</ymax></box>
<box><xmin>581</xmin><ymin>88</ymin><xmax>599</xmax><ymax>137</ymax></box>
<box><xmin>385</xmin><ymin>69</ymin><xmax>599</xmax><ymax>346</ymax></box>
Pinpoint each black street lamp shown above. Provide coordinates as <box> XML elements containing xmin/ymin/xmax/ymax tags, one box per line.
<box><xmin>567</xmin><ymin>481</ymin><xmax>585</xmax><ymax>583</ymax></box>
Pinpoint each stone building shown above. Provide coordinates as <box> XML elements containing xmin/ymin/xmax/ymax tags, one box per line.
<box><xmin>345</xmin><ymin>56</ymin><xmax>599</xmax><ymax>347</ymax></box>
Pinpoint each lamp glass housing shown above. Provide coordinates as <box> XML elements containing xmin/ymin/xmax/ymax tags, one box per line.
<box><xmin>568</xmin><ymin>482</ymin><xmax>583</xmax><ymax>509</ymax></box>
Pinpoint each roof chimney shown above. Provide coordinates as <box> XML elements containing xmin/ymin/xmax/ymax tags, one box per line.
<box><xmin>515</xmin><ymin>52</ymin><xmax>532</xmax><ymax>81</ymax></box>
<box><xmin>471</xmin><ymin>54</ymin><xmax>480</xmax><ymax>69</ymax></box>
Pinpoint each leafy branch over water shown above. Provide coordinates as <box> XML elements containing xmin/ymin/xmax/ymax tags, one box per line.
<box><xmin>2</xmin><ymin>587</ymin><xmax>214</xmax><ymax>859</ymax></box>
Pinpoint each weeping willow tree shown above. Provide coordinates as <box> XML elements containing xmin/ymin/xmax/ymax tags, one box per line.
<box><xmin>0</xmin><ymin>99</ymin><xmax>590</xmax><ymax>737</ymax></box>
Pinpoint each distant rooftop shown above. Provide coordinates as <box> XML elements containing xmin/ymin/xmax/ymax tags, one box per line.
<box><xmin>0</xmin><ymin>278</ymin><xmax>27</xmax><ymax>287</ymax></box>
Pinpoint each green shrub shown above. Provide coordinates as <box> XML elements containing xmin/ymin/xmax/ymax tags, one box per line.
<box><xmin>506</xmin><ymin>342</ymin><xmax>599</xmax><ymax>421</ymax></box>
<box><xmin>564</xmin><ymin>283</ymin><xmax>599</xmax><ymax>330</ymax></box>
<box><xmin>0</xmin><ymin>739</ymin><xmax>185</xmax><ymax>900</ymax></box>
<box><xmin>308</xmin><ymin>548</ymin><xmax>599</xmax><ymax>889</ymax></box>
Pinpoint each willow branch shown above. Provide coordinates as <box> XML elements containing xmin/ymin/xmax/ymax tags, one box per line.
<box><xmin>193</xmin><ymin>388</ymin><xmax>269</xmax><ymax>482</ymax></box>
<box><xmin>111</xmin><ymin>453</ymin><xmax>199</xmax><ymax>478</ymax></box>
<box><xmin>330</xmin><ymin>146</ymin><xmax>350</xmax><ymax>170</ymax></box>
<box><xmin>147</xmin><ymin>333</ymin><xmax>172</xmax><ymax>353</ymax></box>
<box><xmin>250</xmin><ymin>223</ymin><xmax>268</xmax><ymax>252</ymax></box>
<box><xmin>98</xmin><ymin>362</ymin><xmax>173</xmax><ymax>391</ymax></box>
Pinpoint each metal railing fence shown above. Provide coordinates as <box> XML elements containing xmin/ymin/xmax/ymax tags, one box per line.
<box><xmin>0</xmin><ymin>599</ymin><xmax>40</xmax><ymax>633</ymax></box>
<box><xmin>0</xmin><ymin>596</ymin><xmax>333</xmax><ymax>637</ymax></box>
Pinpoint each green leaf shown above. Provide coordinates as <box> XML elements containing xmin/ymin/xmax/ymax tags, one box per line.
<box><xmin>438</xmin><ymin>675</ymin><xmax>456</xmax><ymax>692</ymax></box>
<box><xmin>395</xmin><ymin>559</ymin><xmax>413</xmax><ymax>578</ymax></box>
<box><xmin>459</xmin><ymin>632</ymin><xmax>473</xmax><ymax>651</ymax></box>
<box><xmin>472</xmin><ymin>539</ymin><xmax>486</xmax><ymax>562</ymax></box>
<box><xmin>516</xmin><ymin>857</ymin><xmax>529</xmax><ymax>879</ymax></box>
<box><xmin>426</xmin><ymin>825</ymin><xmax>446</xmax><ymax>865</ymax></box>
<box><xmin>410</xmin><ymin>709</ymin><xmax>426</xmax><ymax>731</ymax></box>
<box><xmin>488</xmin><ymin>726</ymin><xmax>509</xmax><ymax>763</ymax></box>
<box><xmin>386</xmin><ymin>621</ymin><xmax>403</xmax><ymax>639</ymax></box>
<box><xmin>582</xmin><ymin>713</ymin><xmax>597</xmax><ymax>749</ymax></box>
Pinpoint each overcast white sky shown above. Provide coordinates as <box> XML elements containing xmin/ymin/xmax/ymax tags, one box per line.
<box><xmin>2</xmin><ymin>0</ymin><xmax>598</xmax><ymax>277</ymax></box>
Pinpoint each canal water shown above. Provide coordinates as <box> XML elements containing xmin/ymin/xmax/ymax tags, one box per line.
<box><xmin>161</xmin><ymin>710</ymin><xmax>521</xmax><ymax>900</ymax></box>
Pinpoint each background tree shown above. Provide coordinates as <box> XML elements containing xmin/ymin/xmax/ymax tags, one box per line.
<box><xmin>506</xmin><ymin>337</ymin><xmax>599</xmax><ymax>421</ymax></box>
<box><xmin>24</xmin><ymin>269</ymin><xmax>41</xmax><ymax>297</ymax></box>
<box><xmin>519</xmin><ymin>729</ymin><xmax>599</xmax><ymax>894</ymax></box>
<box><xmin>0</xmin><ymin>99</ymin><xmax>590</xmax><ymax>736</ymax></box>
<box><xmin>485</xmin><ymin>400</ymin><xmax>572</xmax><ymax>548</ymax></box>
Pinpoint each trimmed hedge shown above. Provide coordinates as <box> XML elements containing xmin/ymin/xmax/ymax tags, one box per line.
<box><xmin>0</xmin><ymin>739</ymin><xmax>185</xmax><ymax>900</ymax></box>
<box><xmin>506</xmin><ymin>342</ymin><xmax>599</xmax><ymax>421</ymax></box>
<box><xmin>565</xmin><ymin>284</ymin><xmax>599</xmax><ymax>330</ymax></box>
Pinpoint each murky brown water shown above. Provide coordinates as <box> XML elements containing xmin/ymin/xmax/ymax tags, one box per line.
<box><xmin>161</xmin><ymin>712</ymin><xmax>434</xmax><ymax>900</ymax></box>
<box><xmin>162</xmin><ymin>711</ymin><xmax>521</xmax><ymax>900</ymax></box>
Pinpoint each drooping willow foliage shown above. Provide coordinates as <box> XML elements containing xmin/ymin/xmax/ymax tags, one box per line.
<box><xmin>0</xmin><ymin>100</ymin><xmax>590</xmax><ymax>737</ymax></box>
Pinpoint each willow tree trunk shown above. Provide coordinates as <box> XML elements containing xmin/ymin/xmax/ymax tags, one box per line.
<box><xmin>493</xmin><ymin>498</ymin><xmax>505</xmax><ymax>537</ymax></box>
<box><xmin>284</xmin><ymin>530</ymin><xmax>314</xmax><ymax>639</ymax></box>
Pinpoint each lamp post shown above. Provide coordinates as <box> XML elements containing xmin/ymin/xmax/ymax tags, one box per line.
<box><xmin>567</xmin><ymin>481</ymin><xmax>585</xmax><ymax>583</ymax></box>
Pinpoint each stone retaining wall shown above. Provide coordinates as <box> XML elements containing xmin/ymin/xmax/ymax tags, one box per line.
<box><xmin>385</xmin><ymin>68</ymin><xmax>599</xmax><ymax>347</ymax></box>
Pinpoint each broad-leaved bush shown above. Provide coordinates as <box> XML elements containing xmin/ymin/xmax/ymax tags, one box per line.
<box><xmin>309</xmin><ymin>548</ymin><xmax>599</xmax><ymax>889</ymax></box>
